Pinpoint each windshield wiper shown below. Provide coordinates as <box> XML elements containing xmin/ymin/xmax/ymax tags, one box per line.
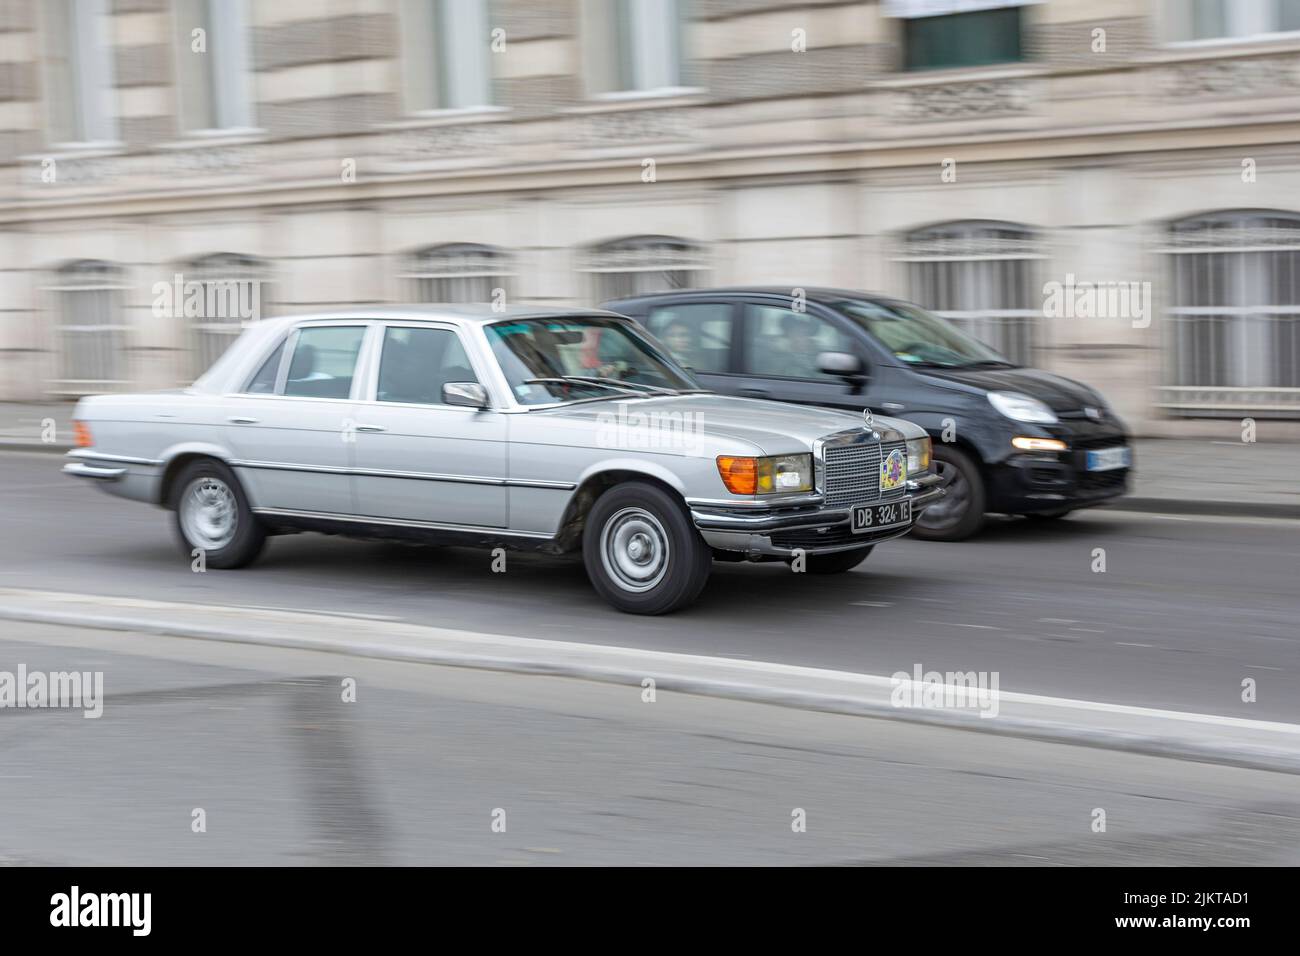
<box><xmin>953</xmin><ymin>360</ymin><xmax>1018</xmax><ymax>369</ymax></box>
<box><xmin>561</xmin><ymin>375</ymin><xmax>681</xmax><ymax>395</ymax></box>
<box><xmin>524</xmin><ymin>376</ymin><xmax>663</xmax><ymax>397</ymax></box>
<box><xmin>525</xmin><ymin>375</ymin><xmax>678</xmax><ymax>396</ymax></box>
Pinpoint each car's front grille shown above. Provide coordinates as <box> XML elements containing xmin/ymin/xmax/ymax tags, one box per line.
<box><xmin>1078</xmin><ymin>469</ymin><xmax>1129</xmax><ymax>493</ymax></box>
<box><xmin>821</xmin><ymin>438</ymin><xmax>906</xmax><ymax>508</ymax></box>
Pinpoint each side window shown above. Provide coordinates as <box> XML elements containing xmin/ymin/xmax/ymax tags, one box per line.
<box><xmin>743</xmin><ymin>306</ymin><xmax>854</xmax><ymax>381</ymax></box>
<box><xmin>645</xmin><ymin>303</ymin><xmax>735</xmax><ymax>373</ymax></box>
<box><xmin>244</xmin><ymin>338</ymin><xmax>286</xmax><ymax>394</ymax></box>
<box><xmin>282</xmin><ymin>326</ymin><xmax>366</xmax><ymax>399</ymax></box>
<box><xmin>377</xmin><ymin>326</ymin><xmax>479</xmax><ymax>405</ymax></box>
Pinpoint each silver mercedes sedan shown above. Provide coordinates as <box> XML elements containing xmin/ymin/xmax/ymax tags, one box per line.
<box><xmin>63</xmin><ymin>306</ymin><xmax>942</xmax><ymax>614</ymax></box>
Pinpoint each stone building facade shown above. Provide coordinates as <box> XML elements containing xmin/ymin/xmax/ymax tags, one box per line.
<box><xmin>1</xmin><ymin>0</ymin><xmax>1298</xmax><ymax>437</ymax></box>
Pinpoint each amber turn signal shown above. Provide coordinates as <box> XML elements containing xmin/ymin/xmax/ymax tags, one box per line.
<box><xmin>716</xmin><ymin>455</ymin><xmax>757</xmax><ymax>495</ymax></box>
<box><xmin>72</xmin><ymin>420</ymin><xmax>93</xmax><ymax>448</ymax></box>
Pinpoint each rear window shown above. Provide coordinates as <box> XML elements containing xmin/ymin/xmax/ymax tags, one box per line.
<box><xmin>282</xmin><ymin>326</ymin><xmax>366</xmax><ymax>399</ymax></box>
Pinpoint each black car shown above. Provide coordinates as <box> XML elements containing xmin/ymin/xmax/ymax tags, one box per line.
<box><xmin>602</xmin><ymin>287</ymin><xmax>1132</xmax><ymax>541</ymax></box>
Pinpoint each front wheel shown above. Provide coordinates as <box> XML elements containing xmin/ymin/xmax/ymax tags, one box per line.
<box><xmin>582</xmin><ymin>481</ymin><xmax>711</xmax><ymax>614</ymax></box>
<box><xmin>171</xmin><ymin>459</ymin><xmax>266</xmax><ymax>568</ymax></box>
<box><xmin>909</xmin><ymin>445</ymin><xmax>986</xmax><ymax>542</ymax></box>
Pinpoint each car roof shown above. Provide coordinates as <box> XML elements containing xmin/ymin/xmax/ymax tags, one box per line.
<box><xmin>259</xmin><ymin>304</ymin><xmax>628</xmax><ymax>330</ymax></box>
<box><xmin>601</xmin><ymin>287</ymin><xmax>903</xmax><ymax>309</ymax></box>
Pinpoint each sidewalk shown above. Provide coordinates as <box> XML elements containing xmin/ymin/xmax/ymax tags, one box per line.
<box><xmin>1</xmin><ymin>401</ymin><xmax>1297</xmax><ymax>518</ymax></box>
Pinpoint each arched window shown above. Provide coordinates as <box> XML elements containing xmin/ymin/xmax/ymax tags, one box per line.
<box><xmin>897</xmin><ymin>221</ymin><xmax>1042</xmax><ymax>366</ymax></box>
<box><xmin>404</xmin><ymin>243</ymin><xmax>510</xmax><ymax>304</ymax></box>
<box><xmin>1161</xmin><ymin>211</ymin><xmax>1300</xmax><ymax>418</ymax></box>
<box><xmin>582</xmin><ymin>236</ymin><xmax>707</xmax><ymax>304</ymax></box>
<box><xmin>183</xmin><ymin>253</ymin><xmax>269</xmax><ymax>380</ymax></box>
<box><xmin>47</xmin><ymin>259</ymin><xmax>129</xmax><ymax>395</ymax></box>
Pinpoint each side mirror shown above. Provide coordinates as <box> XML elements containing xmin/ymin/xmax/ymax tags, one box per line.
<box><xmin>443</xmin><ymin>382</ymin><xmax>489</xmax><ymax>408</ymax></box>
<box><xmin>817</xmin><ymin>351</ymin><xmax>866</xmax><ymax>380</ymax></box>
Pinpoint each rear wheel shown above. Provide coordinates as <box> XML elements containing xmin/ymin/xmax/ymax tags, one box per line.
<box><xmin>800</xmin><ymin>546</ymin><xmax>874</xmax><ymax>574</ymax></box>
<box><xmin>582</xmin><ymin>481</ymin><xmax>711</xmax><ymax>614</ymax></box>
<box><xmin>171</xmin><ymin>459</ymin><xmax>266</xmax><ymax>568</ymax></box>
<box><xmin>910</xmin><ymin>445</ymin><xmax>986</xmax><ymax>542</ymax></box>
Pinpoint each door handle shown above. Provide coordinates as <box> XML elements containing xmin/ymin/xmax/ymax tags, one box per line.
<box><xmin>354</xmin><ymin>424</ymin><xmax>387</xmax><ymax>432</ymax></box>
<box><xmin>227</xmin><ymin>416</ymin><xmax>259</xmax><ymax>424</ymax></box>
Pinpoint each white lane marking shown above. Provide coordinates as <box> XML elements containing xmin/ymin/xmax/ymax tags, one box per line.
<box><xmin>1244</xmin><ymin>664</ymin><xmax>1283</xmax><ymax>671</ymax></box>
<box><xmin>920</xmin><ymin>620</ymin><xmax>1000</xmax><ymax>630</ymax></box>
<box><xmin>851</xmin><ymin>601</ymin><xmax>893</xmax><ymax>607</ymax></box>
<box><xmin>1116</xmin><ymin>642</ymin><xmax>1155</xmax><ymax>648</ymax></box>
<box><xmin>3</xmin><ymin>586</ymin><xmax>1299</xmax><ymax>737</ymax></box>
<box><xmin>1039</xmin><ymin>618</ymin><xmax>1078</xmax><ymax>624</ymax></box>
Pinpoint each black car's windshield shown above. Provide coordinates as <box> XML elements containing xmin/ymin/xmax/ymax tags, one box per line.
<box><xmin>488</xmin><ymin>317</ymin><xmax>700</xmax><ymax>405</ymax></box>
<box><xmin>831</xmin><ymin>298</ymin><xmax>1014</xmax><ymax>369</ymax></box>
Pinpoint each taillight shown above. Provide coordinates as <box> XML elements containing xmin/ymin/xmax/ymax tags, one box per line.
<box><xmin>73</xmin><ymin>420</ymin><xmax>93</xmax><ymax>448</ymax></box>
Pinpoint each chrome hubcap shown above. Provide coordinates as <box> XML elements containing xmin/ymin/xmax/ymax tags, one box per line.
<box><xmin>600</xmin><ymin>507</ymin><xmax>669</xmax><ymax>593</ymax></box>
<box><xmin>180</xmin><ymin>476</ymin><xmax>238</xmax><ymax>551</ymax></box>
<box><xmin>917</xmin><ymin>460</ymin><xmax>969</xmax><ymax>531</ymax></box>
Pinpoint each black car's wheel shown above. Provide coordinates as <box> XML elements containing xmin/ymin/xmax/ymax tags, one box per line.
<box><xmin>800</xmin><ymin>546</ymin><xmax>874</xmax><ymax>574</ymax></box>
<box><xmin>171</xmin><ymin>458</ymin><xmax>266</xmax><ymax>568</ymax></box>
<box><xmin>582</xmin><ymin>481</ymin><xmax>711</xmax><ymax>614</ymax></box>
<box><xmin>910</xmin><ymin>445</ymin><xmax>986</xmax><ymax>542</ymax></box>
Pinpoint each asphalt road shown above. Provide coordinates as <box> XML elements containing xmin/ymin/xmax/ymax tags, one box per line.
<box><xmin>2</xmin><ymin>451</ymin><xmax>1298</xmax><ymax>723</ymax></box>
<box><xmin>3</xmin><ymin>621</ymin><xmax>1299</xmax><ymax>866</ymax></box>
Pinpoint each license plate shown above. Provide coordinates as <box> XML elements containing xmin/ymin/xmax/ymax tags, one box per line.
<box><xmin>1085</xmin><ymin>446</ymin><xmax>1131</xmax><ymax>472</ymax></box>
<box><xmin>851</xmin><ymin>498</ymin><xmax>912</xmax><ymax>533</ymax></box>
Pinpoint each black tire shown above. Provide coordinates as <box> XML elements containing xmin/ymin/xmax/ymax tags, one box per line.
<box><xmin>170</xmin><ymin>458</ymin><xmax>266</xmax><ymax>569</ymax></box>
<box><xmin>800</xmin><ymin>546</ymin><xmax>874</xmax><ymax>574</ymax></box>
<box><xmin>582</xmin><ymin>481</ymin><xmax>711</xmax><ymax>614</ymax></box>
<box><xmin>910</xmin><ymin>445</ymin><xmax>986</xmax><ymax>542</ymax></box>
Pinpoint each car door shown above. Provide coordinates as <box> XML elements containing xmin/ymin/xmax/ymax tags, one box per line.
<box><xmin>641</xmin><ymin>300</ymin><xmax>741</xmax><ymax>391</ymax></box>
<box><xmin>349</xmin><ymin>322</ymin><xmax>507</xmax><ymax>528</ymax></box>
<box><xmin>221</xmin><ymin>322</ymin><xmax>367</xmax><ymax>514</ymax></box>
<box><xmin>735</xmin><ymin>301</ymin><xmax>874</xmax><ymax>410</ymax></box>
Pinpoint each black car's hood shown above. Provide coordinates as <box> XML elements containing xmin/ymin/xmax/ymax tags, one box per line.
<box><xmin>915</xmin><ymin>366</ymin><xmax>1102</xmax><ymax>412</ymax></box>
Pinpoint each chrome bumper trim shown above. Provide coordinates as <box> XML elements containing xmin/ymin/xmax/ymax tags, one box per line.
<box><xmin>63</xmin><ymin>461</ymin><xmax>128</xmax><ymax>481</ymax></box>
<box><xmin>691</xmin><ymin>476</ymin><xmax>946</xmax><ymax>541</ymax></box>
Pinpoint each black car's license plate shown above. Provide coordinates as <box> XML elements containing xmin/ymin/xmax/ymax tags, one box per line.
<box><xmin>851</xmin><ymin>498</ymin><xmax>912</xmax><ymax>533</ymax></box>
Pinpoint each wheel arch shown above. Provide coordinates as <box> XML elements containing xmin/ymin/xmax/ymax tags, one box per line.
<box><xmin>551</xmin><ymin>463</ymin><xmax>688</xmax><ymax>552</ymax></box>
<box><xmin>157</xmin><ymin>444</ymin><xmax>242</xmax><ymax>509</ymax></box>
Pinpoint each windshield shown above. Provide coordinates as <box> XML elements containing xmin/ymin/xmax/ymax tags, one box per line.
<box><xmin>831</xmin><ymin>298</ymin><xmax>1013</xmax><ymax>368</ymax></box>
<box><xmin>487</xmin><ymin>316</ymin><xmax>701</xmax><ymax>405</ymax></box>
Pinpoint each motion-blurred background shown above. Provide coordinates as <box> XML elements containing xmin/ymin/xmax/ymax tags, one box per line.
<box><xmin>1</xmin><ymin>0</ymin><xmax>1298</xmax><ymax>438</ymax></box>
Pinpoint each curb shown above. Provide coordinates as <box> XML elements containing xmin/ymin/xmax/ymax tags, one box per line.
<box><xmin>1110</xmin><ymin>497</ymin><xmax>1300</xmax><ymax>520</ymax></box>
<box><xmin>2</xmin><ymin>589</ymin><xmax>1299</xmax><ymax>776</ymax></box>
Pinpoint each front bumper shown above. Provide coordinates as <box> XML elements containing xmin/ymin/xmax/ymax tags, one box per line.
<box><xmin>691</xmin><ymin>473</ymin><xmax>944</xmax><ymax>557</ymax></box>
<box><xmin>987</xmin><ymin>437</ymin><xmax>1133</xmax><ymax>514</ymax></box>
